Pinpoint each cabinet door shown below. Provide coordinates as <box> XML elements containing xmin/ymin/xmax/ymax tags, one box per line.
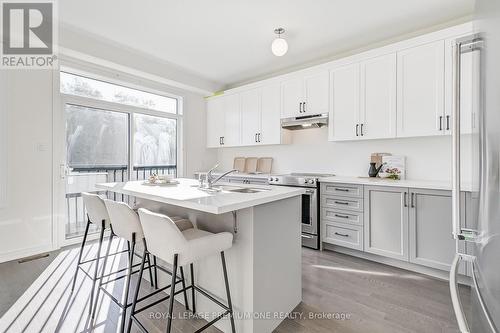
<box><xmin>364</xmin><ymin>186</ymin><xmax>409</xmax><ymax>260</ymax></box>
<box><xmin>303</xmin><ymin>71</ymin><xmax>329</xmax><ymax>115</ymax></box>
<box><xmin>260</xmin><ymin>84</ymin><xmax>282</xmax><ymax>145</ymax></box>
<box><xmin>329</xmin><ymin>64</ymin><xmax>360</xmax><ymax>141</ymax></box>
<box><xmin>360</xmin><ymin>54</ymin><xmax>397</xmax><ymax>139</ymax></box>
<box><xmin>397</xmin><ymin>41</ymin><xmax>445</xmax><ymax>137</ymax></box>
<box><xmin>281</xmin><ymin>77</ymin><xmax>303</xmax><ymax>118</ymax></box>
<box><xmin>409</xmin><ymin>189</ymin><xmax>462</xmax><ymax>271</ymax></box>
<box><xmin>240</xmin><ymin>89</ymin><xmax>261</xmax><ymax>146</ymax></box>
<box><xmin>223</xmin><ymin>94</ymin><xmax>241</xmax><ymax>146</ymax></box>
<box><xmin>206</xmin><ymin>97</ymin><xmax>225</xmax><ymax>148</ymax></box>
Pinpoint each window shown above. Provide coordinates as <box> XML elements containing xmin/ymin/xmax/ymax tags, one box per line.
<box><xmin>60</xmin><ymin>71</ymin><xmax>181</xmax><ymax>240</ymax></box>
<box><xmin>60</xmin><ymin>72</ymin><xmax>178</xmax><ymax>114</ymax></box>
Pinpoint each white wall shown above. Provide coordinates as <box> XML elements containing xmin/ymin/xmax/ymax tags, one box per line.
<box><xmin>216</xmin><ymin>128</ymin><xmax>453</xmax><ymax>181</ymax></box>
<box><xmin>0</xmin><ymin>70</ymin><xmax>55</xmax><ymax>262</ymax></box>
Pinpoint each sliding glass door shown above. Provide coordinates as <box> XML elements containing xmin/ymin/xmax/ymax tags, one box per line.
<box><xmin>57</xmin><ymin>71</ymin><xmax>181</xmax><ymax>242</ymax></box>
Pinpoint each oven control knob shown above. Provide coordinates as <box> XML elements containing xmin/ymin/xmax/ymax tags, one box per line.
<box><xmin>308</xmin><ymin>179</ymin><xmax>315</xmax><ymax>184</ymax></box>
<box><xmin>274</xmin><ymin>177</ymin><xmax>279</xmax><ymax>181</ymax></box>
<box><xmin>268</xmin><ymin>177</ymin><xmax>273</xmax><ymax>182</ymax></box>
<box><xmin>304</xmin><ymin>179</ymin><xmax>309</xmax><ymax>184</ymax></box>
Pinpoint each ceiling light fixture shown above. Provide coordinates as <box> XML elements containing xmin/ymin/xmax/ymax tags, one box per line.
<box><xmin>271</xmin><ymin>28</ymin><xmax>288</xmax><ymax>57</ymax></box>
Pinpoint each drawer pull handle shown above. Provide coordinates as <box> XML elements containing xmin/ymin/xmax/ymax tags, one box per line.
<box><xmin>334</xmin><ymin>214</ymin><xmax>349</xmax><ymax>219</ymax></box>
<box><xmin>334</xmin><ymin>201</ymin><xmax>349</xmax><ymax>205</ymax></box>
<box><xmin>334</xmin><ymin>188</ymin><xmax>349</xmax><ymax>192</ymax></box>
<box><xmin>334</xmin><ymin>232</ymin><xmax>349</xmax><ymax>237</ymax></box>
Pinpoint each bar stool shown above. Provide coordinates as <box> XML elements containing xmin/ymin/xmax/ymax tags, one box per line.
<box><xmin>71</xmin><ymin>192</ymin><xmax>118</xmax><ymax>315</ymax></box>
<box><xmin>128</xmin><ymin>208</ymin><xmax>236</xmax><ymax>333</ymax></box>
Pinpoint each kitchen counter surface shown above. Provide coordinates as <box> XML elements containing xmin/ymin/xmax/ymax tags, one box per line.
<box><xmin>318</xmin><ymin>176</ymin><xmax>456</xmax><ymax>191</ymax></box>
<box><xmin>96</xmin><ymin>178</ymin><xmax>304</xmax><ymax>214</ymax></box>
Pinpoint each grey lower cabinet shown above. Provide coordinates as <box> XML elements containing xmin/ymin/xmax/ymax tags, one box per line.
<box><xmin>408</xmin><ymin>188</ymin><xmax>465</xmax><ymax>272</ymax></box>
<box><xmin>322</xmin><ymin>182</ymin><xmax>469</xmax><ymax>274</ymax></box>
<box><xmin>363</xmin><ymin>186</ymin><xmax>409</xmax><ymax>261</ymax></box>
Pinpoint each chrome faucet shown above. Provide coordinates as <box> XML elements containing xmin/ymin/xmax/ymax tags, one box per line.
<box><xmin>200</xmin><ymin>164</ymin><xmax>238</xmax><ymax>189</ymax></box>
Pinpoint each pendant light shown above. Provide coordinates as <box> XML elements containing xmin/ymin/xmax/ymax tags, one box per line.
<box><xmin>271</xmin><ymin>28</ymin><xmax>288</xmax><ymax>56</ymax></box>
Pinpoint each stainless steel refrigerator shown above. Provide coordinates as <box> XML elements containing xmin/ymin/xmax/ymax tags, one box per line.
<box><xmin>449</xmin><ymin>0</ymin><xmax>500</xmax><ymax>332</ymax></box>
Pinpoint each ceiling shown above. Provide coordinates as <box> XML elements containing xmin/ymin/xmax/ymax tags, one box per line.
<box><xmin>59</xmin><ymin>0</ymin><xmax>474</xmax><ymax>90</ymax></box>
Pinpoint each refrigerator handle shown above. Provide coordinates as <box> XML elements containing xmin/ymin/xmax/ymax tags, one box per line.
<box><xmin>451</xmin><ymin>40</ymin><xmax>462</xmax><ymax>240</ymax></box>
<box><xmin>450</xmin><ymin>254</ymin><xmax>471</xmax><ymax>333</ymax></box>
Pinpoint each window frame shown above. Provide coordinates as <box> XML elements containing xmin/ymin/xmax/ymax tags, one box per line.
<box><xmin>60</xmin><ymin>69</ymin><xmax>184</xmax><ymax>180</ymax></box>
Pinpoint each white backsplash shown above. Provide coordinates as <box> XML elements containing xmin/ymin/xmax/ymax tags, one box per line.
<box><xmin>216</xmin><ymin>128</ymin><xmax>453</xmax><ymax>181</ymax></box>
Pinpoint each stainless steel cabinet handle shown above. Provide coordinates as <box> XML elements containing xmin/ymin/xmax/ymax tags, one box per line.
<box><xmin>334</xmin><ymin>188</ymin><xmax>349</xmax><ymax>192</ymax></box>
<box><xmin>334</xmin><ymin>214</ymin><xmax>349</xmax><ymax>219</ymax></box>
<box><xmin>356</xmin><ymin>124</ymin><xmax>359</xmax><ymax>136</ymax></box>
<box><xmin>303</xmin><ymin>101</ymin><xmax>306</xmax><ymax>113</ymax></box>
<box><xmin>404</xmin><ymin>192</ymin><xmax>408</xmax><ymax>207</ymax></box>
<box><xmin>255</xmin><ymin>133</ymin><xmax>258</xmax><ymax>142</ymax></box>
<box><xmin>334</xmin><ymin>201</ymin><xmax>349</xmax><ymax>205</ymax></box>
<box><xmin>334</xmin><ymin>232</ymin><xmax>349</xmax><ymax>237</ymax></box>
<box><xmin>258</xmin><ymin>133</ymin><xmax>261</xmax><ymax>142</ymax></box>
<box><xmin>439</xmin><ymin>116</ymin><xmax>443</xmax><ymax>131</ymax></box>
<box><xmin>446</xmin><ymin>115</ymin><xmax>450</xmax><ymax>131</ymax></box>
<box><xmin>411</xmin><ymin>193</ymin><xmax>415</xmax><ymax>208</ymax></box>
<box><xmin>360</xmin><ymin>123</ymin><xmax>364</xmax><ymax>136</ymax></box>
<box><xmin>299</xmin><ymin>102</ymin><xmax>303</xmax><ymax>113</ymax></box>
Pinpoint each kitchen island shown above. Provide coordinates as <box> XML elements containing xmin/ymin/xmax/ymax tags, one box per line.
<box><xmin>97</xmin><ymin>178</ymin><xmax>304</xmax><ymax>333</ymax></box>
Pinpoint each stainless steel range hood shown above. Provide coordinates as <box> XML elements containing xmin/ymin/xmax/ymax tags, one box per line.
<box><xmin>281</xmin><ymin>113</ymin><xmax>328</xmax><ymax>130</ymax></box>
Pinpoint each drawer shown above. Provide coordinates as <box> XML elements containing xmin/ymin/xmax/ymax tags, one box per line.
<box><xmin>321</xmin><ymin>183</ymin><xmax>363</xmax><ymax>198</ymax></box>
<box><xmin>321</xmin><ymin>195</ymin><xmax>363</xmax><ymax>212</ymax></box>
<box><xmin>323</xmin><ymin>222</ymin><xmax>363</xmax><ymax>251</ymax></box>
<box><xmin>322</xmin><ymin>208</ymin><xmax>363</xmax><ymax>226</ymax></box>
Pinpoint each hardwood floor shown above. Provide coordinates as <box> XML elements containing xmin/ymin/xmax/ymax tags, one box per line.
<box><xmin>0</xmin><ymin>241</ymin><xmax>469</xmax><ymax>333</ymax></box>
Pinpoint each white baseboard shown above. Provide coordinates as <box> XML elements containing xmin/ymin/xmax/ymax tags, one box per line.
<box><xmin>0</xmin><ymin>243</ymin><xmax>57</xmax><ymax>264</ymax></box>
<box><xmin>322</xmin><ymin>243</ymin><xmax>472</xmax><ymax>286</ymax></box>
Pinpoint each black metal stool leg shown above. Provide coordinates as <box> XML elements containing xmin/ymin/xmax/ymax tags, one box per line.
<box><xmin>91</xmin><ymin>231</ymin><xmax>114</xmax><ymax>319</ymax></box>
<box><xmin>126</xmin><ymin>241</ymin><xmax>147</xmax><ymax>333</ymax></box>
<box><xmin>88</xmin><ymin>220</ymin><xmax>106</xmax><ymax>315</ymax></box>
<box><xmin>166</xmin><ymin>254</ymin><xmax>178</xmax><ymax>333</ymax></box>
<box><xmin>120</xmin><ymin>233</ymin><xmax>135</xmax><ymax>333</ymax></box>
<box><xmin>180</xmin><ymin>266</ymin><xmax>190</xmax><ymax>311</ymax></box>
<box><xmin>153</xmin><ymin>255</ymin><xmax>158</xmax><ymax>289</ymax></box>
<box><xmin>221</xmin><ymin>251</ymin><xmax>236</xmax><ymax>333</ymax></box>
<box><xmin>71</xmin><ymin>218</ymin><xmax>91</xmax><ymax>293</ymax></box>
<box><xmin>190</xmin><ymin>263</ymin><xmax>196</xmax><ymax>313</ymax></box>
<box><xmin>146</xmin><ymin>252</ymin><xmax>154</xmax><ymax>287</ymax></box>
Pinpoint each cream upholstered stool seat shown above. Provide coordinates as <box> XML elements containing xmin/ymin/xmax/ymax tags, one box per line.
<box><xmin>127</xmin><ymin>208</ymin><xmax>236</xmax><ymax>333</ymax></box>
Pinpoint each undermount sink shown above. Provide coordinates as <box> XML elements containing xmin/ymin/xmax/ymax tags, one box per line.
<box><xmin>224</xmin><ymin>187</ymin><xmax>270</xmax><ymax>193</ymax></box>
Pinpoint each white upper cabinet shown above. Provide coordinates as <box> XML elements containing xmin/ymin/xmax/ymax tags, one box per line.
<box><xmin>360</xmin><ymin>53</ymin><xmax>397</xmax><ymax>139</ymax></box>
<box><xmin>260</xmin><ymin>84</ymin><xmax>283</xmax><ymax>145</ymax></box>
<box><xmin>396</xmin><ymin>40</ymin><xmax>445</xmax><ymax>137</ymax></box>
<box><xmin>303</xmin><ymin>71</ymin><xmax>329</xmax><ymax>115</ymax></box>
<box><xmin>223</xmin><ymin>94</ymin><xmax>241</xmax><ymax>146</ymax></box>
<box><xmin>206</xmin><ymin>97</ymin><xmax>225</xmax><ymax>148</ymax></box>
<box><xmin>240</xmin><ymin>89</ymin><xmax>261</xmax><ymax>146</ymax></box>
<box><xmin>281</xmin><ymin>78</ymin><xmax>303</xmax><ymax>118</ymax></box>
<box><xmin>329</xmin><ymin>63</ymin><xmax>360</xmax><ymax>141</ymax></box>
<box><xmin>207</xmin><ymin>84</ymin><xmax>287</xmax><ymax>148</ymax></box>
<box><xmin>281</xmin><ymin>70</ymin><xmax>329</xmax><ymax>118</ymax></box>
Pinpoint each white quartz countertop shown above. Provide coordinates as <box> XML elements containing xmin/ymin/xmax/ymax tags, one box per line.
<box><xmin>96</xmin><ymin>178</ymin><xmax>305</xmax><ymax>214</ymax></box>
<box><xmin>318</xmin><ymin>176</ymin><xmax>455</xmax><ymax>191</ymax></box>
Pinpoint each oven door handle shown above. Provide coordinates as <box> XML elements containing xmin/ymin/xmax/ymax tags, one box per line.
<box><xmin>301</xmin><ymin>234</ymin><xmax>314</xmax><ymax>239</ymax></box>
<box><xmin>305</xmin><ymin>189</ymin><xmax>315</xmax><ymax>194</ymax></box>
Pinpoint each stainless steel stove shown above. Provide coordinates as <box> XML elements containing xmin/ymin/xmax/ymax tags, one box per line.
<box><xmin>268</xmin><ymin>173</ymin><xmax>335</xmax><ymax>249</ymax></box>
